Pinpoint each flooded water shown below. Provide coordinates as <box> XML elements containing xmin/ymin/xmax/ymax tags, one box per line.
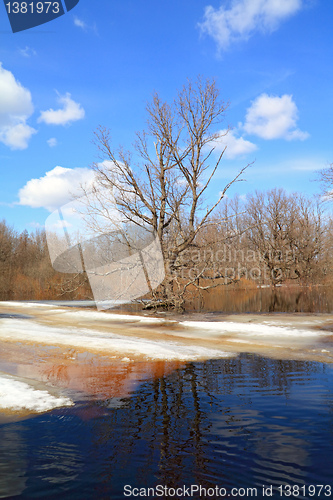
<box><xmin>1</xmin><ymin>355</ymin><xmax>333</xmax><ymax>499</ymax></box>
<box><xmin>187</xmin><ymin>284</ymin><xmax>333</xmax><ymax>313</ymax></box>
<box><xmin>0</xmin><ymin>302</ymin><xmax>333</xmax><ymax>499</ymax></box>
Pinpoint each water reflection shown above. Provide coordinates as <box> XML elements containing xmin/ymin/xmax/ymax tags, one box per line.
<box><xmin>39</xmin><ymin>355</ymin><xmax>183</xmax><ymax>401</ymax></box>
<box><xmin>0</xmin><ymin>427</ymin><xmax>27</xmax><ymax>498</ymax></box>
<box><xmin>85</xmin><ymin>356</ymin><xmax>331</xmax><ymax>499</ymax></box>
<box><xmin>1</xmin><ymin>355</ymin><xmax>332</xmax><ymax>499</ymax></box>
<box><xmin>0</xmin><ymin>342</ymin><xmax>183</xmax><ymax>403</ymax></box>
<box><xmin>187</xmin><ymin>285</ymin><xmax>333</xmax><ymax>313</ymax></box>
<box><xmin>0</xmin><ymin>313</ymin><xmax>32</xmax><ymax>319</ymax></box>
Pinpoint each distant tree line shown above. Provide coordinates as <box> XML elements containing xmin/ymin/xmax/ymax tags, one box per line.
<box><xmin>0</xmin><ymin>220</ymin><xmax>91</xmax><ymax>301</ymax></box>
<box><xmin>188</xmin><ymin>188</ymin><xmax>332</xmax><ymax>289</ymax></box>
<box><xmin>1</xmin><ymin>187</ymin><xmax>332</xmax><ymax>304</ymax></box>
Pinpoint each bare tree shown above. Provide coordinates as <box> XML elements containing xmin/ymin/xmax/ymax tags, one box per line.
<box><xmin>82</xmin><ymin>77</ymin><xmax>249</xmax><ymax>309</ymax></box>
<box><xmin>245</xmin><ymin>189</ymin><xmax>325</xmax><ymax>286</ymax></box>
<box><xmin>245</xmin><ymin>189</ymin><xmax>298</xmax><ymax>285</ymax></box>
<box><xmin>0</xmin><ymin>220</ymin><xmax>16</xmax><ymax>299</ymax></box>
<box><xmin>318</xmin><ymin>163</ymin><xmax>333</xmax><ymax>197</ymax></box>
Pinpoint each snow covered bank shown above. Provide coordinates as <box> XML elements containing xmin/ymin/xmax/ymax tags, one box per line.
<box><xmin>0</xmin><ymin>374</ymin><xmax>73</xmax><ymax>413</ymax></box>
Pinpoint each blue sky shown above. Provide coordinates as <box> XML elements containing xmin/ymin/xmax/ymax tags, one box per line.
<box><xmin>0</xmin><ymin>0</ymin><xmax>332</xmax><ymax>232</ymax></box>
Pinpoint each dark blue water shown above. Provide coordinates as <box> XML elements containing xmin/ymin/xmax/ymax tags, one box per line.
<box><xmin>1</xmin><ymin>354</ymin><xmax>333</xmax><ymax>499</ymax></box>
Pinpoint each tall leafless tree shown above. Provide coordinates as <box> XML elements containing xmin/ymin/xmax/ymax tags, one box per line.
<box><xmin>82</xmin><ymin>77</ymin><xmax>250</xmax><ymax>309</ymax></box>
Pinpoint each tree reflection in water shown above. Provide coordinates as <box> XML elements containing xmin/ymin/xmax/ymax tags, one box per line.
<box><xmin>188</xmin><ymin>285</ymin><xmax>333</xmax><ymax>313</ymax></box>
<box><xmin>0</xmin><ymin>354</ymin><xmax>332</xmax><ymax>499</ymax></box>
<box><xmin>86</xmin><ymin>355</ymin><xmax>333</xmax><ymax>497</ymax></box>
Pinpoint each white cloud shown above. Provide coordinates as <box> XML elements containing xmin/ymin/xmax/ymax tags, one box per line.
<box><xmin>19</xmin><ymin>46</ymin><xmax>37</xmax><ymax>58</ymax></box>
<box><xmin>199</xmin><ymin>0</ymin><xmax>303</xmax><ymax>50</ymax></box>
<box><xmin>3</xmin><ymin>123</ymin><xmax>37</xmax><ymax>150</ymax></box>
<box><xmin>73</xmin><ymin>16</ymin><xmax>98</xmax><ymax>35</ymax></box>
<box><xmin>273</xmin><ymin>157</ymin><xmax>325</xmax><ymax>172</ymax></box>
<box><xmin>47</xmin><ymin>137</ymin><xmax>58</xmax><ymax>147</ymax></box>
<box><xmin>0</xmin><ymin>63</ymin><xmax>36</xmax><ymax>150</ymax></box>
<box><xmin>74</xmin><ymin>16</ymin><xmax>87</xmax><ymax>30</ymax></box>
<box><xmin>212</xmin><ymin>129</ymin><xmax>258</xmax><ymax>159</ymax></box>
<box><xmin>38</xmin><ymin>92</ymin><xmax>85</xmax><ymax>126</ymax></box>
<box><xmin>243</xmin><ymin>93</ymin><xmax>309</xmax><ymax>141</ymax></box>
<box><xmin>18</xmin><ymin>166</ymin><xmax>95</xmax><ymax>211</ymax></box>
<box><xmin>290</xmin><ymin>159</ymin><xmax>324</xmax><ymax>171</ymax></box>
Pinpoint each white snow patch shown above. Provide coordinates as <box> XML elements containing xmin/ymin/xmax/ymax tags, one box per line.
<box><xmin>0</xmin><ymin>319</ymin><xmax>234</xmax><ymax>361</ymax></box>
<box><xmin>60</xmin><ymin>309</ymin><xmax>171</xmax><ymax>324</ymax></box>
<box><xmin>0</xmin><ymin>375</ymin><xmax>73</xmax><ymax>413</ymax></box>
<box><xmin>0</xmin><ymin>301</ymin><xmax>175</xmax><ymax>325</ymax></box>
<box><xmin>0</xmin><ymin>301</ymin><xmax>54</xmax><ymax>308</ymax></box>
<box><xmin>181</xmin><ymin>320</ymin><xmax>325</xmax><ymax>338</ymax></box>
<box><xmin>2</xmin><ymin>302</ymin><xmax>329</xmax><ymax>358</ymax></box>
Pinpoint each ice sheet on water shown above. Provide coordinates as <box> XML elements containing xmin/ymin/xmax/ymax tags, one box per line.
<box><xmin>0</xmin><ymin>301</ymin><xmax>175</xmax><ymax>324</ymax></box>
<box><xmin>0</xmin><ymin>301</ymin><xmax>54</xmax><ymax>308</ymax></box>
<box><xmin>1</xmin><ymin>301</ymin><xmax>331</xmax><ymax>359</ymax></box>
<box><xmin>2</xmin><ymin>301</ymin><xmax>328</xmax><ymax>335</ymax></box>
<box><xmin>60</xmin><ymin>309</ymin><xmax>171</xmax><ymax>324</ymax></box>
<box><xmin>0</xmin><ymin>375</ymin><xmax>73</xmax><ymax>413</ymax></box>
<box><xmin>0</xmin><ymin>318</ymin><xmax>234</xmax><ymax>361</ymax></box>
<box><xmin>181</xmin><ymin>320</ymin><xmax>326</xmax><ymax>338</ymax></box>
